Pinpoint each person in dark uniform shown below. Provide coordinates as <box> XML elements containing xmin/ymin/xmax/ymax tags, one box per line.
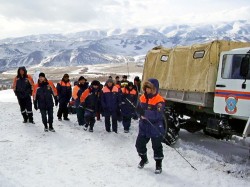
<box><xmin>80</xmin><ymin>80</ymin><xmax>101</xmax><ymax>132</ymax></box>
<box><xmin>33</xmin><ymin>73</ymin><xmax>58</xmax><ymax>132</ymax></box>
<box><xmin>12</xmin><ymin>66</ymin><xmax>35</xmax><ymax>123</ymax></box>
<box><xmin>56</xmin><ymin>74</ymin><xmax>72</xmax><ymax>121</ymax></box>
<box><xmin>135</xmin><ymin>78</ymin><xmax>165</xmax><ymax>174</ymax></box>
<box><xmin>72</xmin><ymin>76</ymin><xmax>89</xmax><ymax>126</ymax></box>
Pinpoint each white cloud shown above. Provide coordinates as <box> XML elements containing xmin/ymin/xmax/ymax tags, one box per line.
<box><xmin>0</xmin><ymin>0</ymin><xmax>249</xmax><ymax>39</ymax></box>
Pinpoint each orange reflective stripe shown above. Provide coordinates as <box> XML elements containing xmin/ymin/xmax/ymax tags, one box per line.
<box><xmin>115</xmin><ymin>84</ymin><xmax>121</xmax><ymax>89</ymax></box>
<box><xmin>122</xmin><ymin>88</ymin><xmax>137</xmax><ymax>95</ymax></box>
<box><xmin>72</xmin><ymin>85</ymin><xmax>80</xmax><ymax>100</ymax></box>
<box><xmin>102</xmin><ymin>86</ymin><xmax>119</xmax><ymax>93</ymax></box>
<box><xmin>32</xmin><ymin>83</ymin><xmax>39</xmax><ymax>99</ymax></box>
<box><xmin>12</xmin><ymin>77</ymin><xmax>17</xmax><ymax>91</ymax></box>
<box><xmin>140</xmin><ymin>94</ymin><xmax>165</xmax><ymax>105</ymax></box>
<box><xmin>27</xmin><ymin>74</ymin><xmax>34</xmax><ymax>91</ymax></box>
<box><xmin>80</xmin><ymin>88</ymin><xmax>90</xmax><ymax>103</ymax></box>
<box><xmin>48</xmin><ymin>80</ymin><xmax>57</xmax><ymax>96</ymax></box>
<box><xmin>59</xmin><ymin>81</ymin><xmax>71</xmax><ymax>87</ymax></box>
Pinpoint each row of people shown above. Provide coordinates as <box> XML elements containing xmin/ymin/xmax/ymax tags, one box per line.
<box><xmin>12</xmin><ymin>67</ymin><xmax>164</xmax><ymax>173</ymax></box>
<box><xmin>12</xmin><ymin>67</ymin><xmax>141</xmax><ymax>133</ymax></box>
<box><xmin>72</xmin><ymin>76</ymin><xmax>139</xmax><ymax>133</ymax></box>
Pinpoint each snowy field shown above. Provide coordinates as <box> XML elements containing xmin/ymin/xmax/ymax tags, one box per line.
<box><xmin>0</xmin><ymin>89</ymin><xmax>249</xmax><ymax>187</ymax></box>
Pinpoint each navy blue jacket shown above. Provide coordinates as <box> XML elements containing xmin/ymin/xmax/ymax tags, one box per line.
<box><xmin>56</xmin><ymin>80</ymin><xmax>72</xmax><ymax>104</ymax></box>
<box><xmin>80</xmin><ymin>86</ymin><xmax>101</xmax><ymax>112</ymax></box>
<box><xmin>101</xmin><ymin>85</ymin><xmax>121</xmax><ymax>112</ymax></box>
<box><xmin>13</xmin><ymin>67</ymin><xmax>34</xmax><ymax>99</ymax></box>
<box><xmin>120</xmin><ymin>87</ymin><xmax>137</xmax><ymax>117</ymax></box>
<box><xmin>72</xmin><ymin>82</ymin><xmax>89</xmax><ymax>107</ymax></box>
<box><xmin>138</xmin><ymin>78</ymin><xmax>165</xmax><ymax>138</ymax></box>
<box><xmin>33</xmin><ymin>80</ymin><xmax>57</xmax><ymax>110</ymax></box>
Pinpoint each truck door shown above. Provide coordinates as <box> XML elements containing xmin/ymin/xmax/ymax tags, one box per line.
<box><xmin>214</xmin><ymin>51</ymin><xmax>250</xmax><ymax>118</ymax></box>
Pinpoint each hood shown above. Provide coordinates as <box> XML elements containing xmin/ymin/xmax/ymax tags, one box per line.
<box><xmin>17</xmin><ymin>66</ymin><xmax>27</xmax><ymax>78</ymax></box>
<box><xmin>142</xmin><ymin>78</ymin><xmax>159</xmax><ymax>94</ymax></box>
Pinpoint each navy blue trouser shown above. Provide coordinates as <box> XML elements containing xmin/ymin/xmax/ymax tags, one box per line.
<box><xmin>17</xmin><ymin>96</ymin><xmax>33</xmax><ymax>121</ymax></box>
<box><xmin>122</xmin><ymin>116</ymin><xmax>131</xmax><ymax>131</ymax></box>
<box><xmin>135</xmin><ymin>135</ymin><xmax>164</xmax><ymax>160</ymax></box>
<box><xmin>57</xmin><ymin>102</ymin><xmax>69</xmax><ymax>119</ymax></box>
<box><xmin>40</xmin><ymin>108</ymin><xmax>53</xmax><ymax>128</ymax></box>
<box><xmin>104</xmin><ymin>110</ymin><xmax>118</xmax><ymax>132</ymax></box>
<box><xmin>84</xmin><ymin>110</ymin><xmax>96</xmax><ymax>129</ymax></box>
<box><xmin>76</xmin><ymin>107</ymin><xmax>85</xmax><ymax>126</ymax></box>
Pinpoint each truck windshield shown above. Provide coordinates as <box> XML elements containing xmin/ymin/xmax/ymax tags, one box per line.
<box><xmin>221</xmin><ymin>54</ymin><xmax>250</xmax><ymax>80</ymax></box>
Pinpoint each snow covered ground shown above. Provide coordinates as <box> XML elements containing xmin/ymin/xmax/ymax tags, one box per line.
<box><xmin>0</xmin><ymin>89</ymin><xmax>249</xmax><ymax>187</ymax></box>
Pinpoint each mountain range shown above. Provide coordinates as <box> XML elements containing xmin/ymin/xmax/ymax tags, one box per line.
<box><xmin>0</xmin><ymin>20</ymin><xmax>250</xmax><ymax>71</ymax></box>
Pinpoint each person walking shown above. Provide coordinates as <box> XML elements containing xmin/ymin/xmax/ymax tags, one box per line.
<box><xmin>120</xmin><ymin>75</ymin><xmax>129</xmax><ymax>88</ymax></box>
<box><xmin>72</xmin><ymin>76</ymin><xmax>89</xmax><ymax>126</ymax></box>
<box><xmin>101</xmin><ymin>79</ymin><xmax>121</xmax><ymax>133</ymax></box>
<box><xmin>120</xmin><ymin>82</ymin><xmax>137</xmax><ymax>133</ymax></box>
<box><xmin>80</xmin><ymin>80</ymin><xmax>101</xmax><ymax>132</ymax></box>
<box><xmin>56</xmin><ymin>74</ymin><xmax>72</xmax><ymax>121</ymax></box>
<box><xmin>33</xmin><ymin>73</ymin><xmax>58</xmax><ymax>132</ymax></box>
<box><xmin>135</xmin><ymin>78</ymin><xmax>165</xmax><ymax>174</ymax></box>
<box><xmin>12</xmin><ymin>66</ymin><xmax>35</xmax><ymax>123</ymax></box>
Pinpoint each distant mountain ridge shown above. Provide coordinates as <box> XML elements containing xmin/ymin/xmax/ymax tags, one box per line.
<box><xmin>0</xmin><ymin>20</ymin><xmax>250</xmax><ymax>71</ymax></box>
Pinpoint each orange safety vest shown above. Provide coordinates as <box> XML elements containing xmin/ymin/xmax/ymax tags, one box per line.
<box><xmin>121</xmin><ymin>87</ymin><xmax>137</xmax><ymax>95</ymax></box>
<box><xmin>140</xmin><ymin>93</ymin><xmax>165</xmax><ymax>105</ymax></box>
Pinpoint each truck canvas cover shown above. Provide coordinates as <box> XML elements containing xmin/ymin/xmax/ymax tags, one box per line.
<box><xmin>143</xmin><ymin>40</ymin><xmax>250</xmax><ymax>93</ymax></box>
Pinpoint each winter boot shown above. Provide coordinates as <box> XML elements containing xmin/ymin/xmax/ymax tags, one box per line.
<box><xmin>27</xmin><ymin>112</ymin><xmax>34</xmax><ymax>124</ymax></box>
<box><xmin>138</xmin><ymin>154</ymin><xmax>149</xmax><ymax>169</ymax></box>
<box><xmin>84</xmin><ymin>123</ymin><xmax>89</xmax><ymax>131</ymax></box>
<box><xmin>22</xmin><ymin>112</ymin><xmax>28</xmax><ymax>123</ymax></box>
<box><xmin>155</xmin><ymin>159</ymin><xmax>162</xmax><ymax>174</ymax></box>
<box><xmin>44</xmin><ymin>124</ymin><xmax>48</xmax><ymax>132</ymax></box>
<box><xmin>49</xmin><ymin>123</ymin><xmax>55</xmax><ymax>132</ymax></box>
<box><xmin>89</xmin><ymin>123</ymin><xmax>94</xmax><ymax>132</ymax></box>
<box><xmin>89</xmin><ymin>127</ymin><xmax>93</xmax><ymax>132</ymax></box>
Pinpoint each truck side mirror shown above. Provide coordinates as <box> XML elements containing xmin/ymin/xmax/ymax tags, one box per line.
<box><xmin>240</xmin><ymin>56</ymin><xmax>250</xmax><ymax>78</ymax></box>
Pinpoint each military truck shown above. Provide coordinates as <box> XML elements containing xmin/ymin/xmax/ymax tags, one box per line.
<box><xmin>142</xmin><ymin>40</ymin><xmax>250</xmax><ymax>143</ymax></box>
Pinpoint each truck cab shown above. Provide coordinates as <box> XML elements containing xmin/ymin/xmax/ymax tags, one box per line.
<box><xmin>214</xmin><ymin>48</ymin><xmax>250</xmax><ymax>137</ymax></box>
<box><xmin>214</xmin><ymin>48</ymin><xmax>250</xmax><ymax>118</ymax></box>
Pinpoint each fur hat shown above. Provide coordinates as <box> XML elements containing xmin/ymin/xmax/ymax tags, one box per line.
<box><xmin>39</xmin><ymin>72</ymin><xmax>45</xmax><ymax>77</ymax></box>
<box><xmin>142</xmin><ymin>78</ymin><xmax>159</xmax><ymax>94</ymax></box>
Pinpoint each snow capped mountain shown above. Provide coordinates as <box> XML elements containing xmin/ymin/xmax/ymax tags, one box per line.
<box><xmin>0</xmin><ymin>20</ymin><xmax>250</xmax><ymax>71</ymax></box>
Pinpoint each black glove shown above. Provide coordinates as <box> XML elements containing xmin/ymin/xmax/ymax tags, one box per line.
<box><xmin>54</xmin><ymin>96</ymin><xmax>59</xmax><ymax>107</ymax></box>
<box><xmin>34</xmin><ymin>103</ymin><xmax>38</xmax><ymax>110</ymax></box>
<box><xmin>136</xmin><ymin>105</ymin><xmax>145</xmax><ymax>116</ymax></box>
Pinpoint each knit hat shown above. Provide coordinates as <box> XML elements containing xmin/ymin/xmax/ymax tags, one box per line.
<box><xmin>127</xmin><ymin>82</ymin><xmax>133</xmax><ymax>87</ymax></box>
<box><xmin>39</xmin><ymin>72</ymin><xmax>45</xmax><ymax>77</ymax></box>
<box><xmin>106</xmin><ymin>78</ymin><xmax>114</xmax><ymax>84</ymax></box>
<box><xmin>134</xmin><ymin>76</ymin><xmax>140</xmax><ymax>82</ymax></box>
<box><xmin>91</xmin><ymin>80</ymin><xmax>100</xmax><ymax>86</ymax></box>
<box><xmin>78</xmin><ymin>76</ymin><xmax>86</xmax><ymax>81</ymax></box>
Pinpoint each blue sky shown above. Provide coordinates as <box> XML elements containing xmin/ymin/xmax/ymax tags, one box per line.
<box><xmin>0</xmin><ymin>0</ymin><xmax>249</xmax><ymax>39</ymax></box>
